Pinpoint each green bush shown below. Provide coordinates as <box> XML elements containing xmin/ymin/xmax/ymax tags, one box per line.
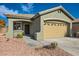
<box><xmin>22</xmin><ymin>32</ymin><xmax>24</xmax><ymax>35</ymax></box>
<box><xmin>17</xmin><ymin>32</ymin><xmax>24</xmax><ymax>38</ymax></box>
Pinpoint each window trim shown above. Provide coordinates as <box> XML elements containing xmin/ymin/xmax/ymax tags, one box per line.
<box><xmin>13</xmin><ymin>21</ymin><xmax>22</xmax><ymax>30</ymax></box>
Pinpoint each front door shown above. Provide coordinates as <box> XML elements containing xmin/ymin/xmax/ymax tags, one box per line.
<box><xmin>25</xmin><ymin>24</ymin><xmax>30</xmax><ymax>35</ymax></box>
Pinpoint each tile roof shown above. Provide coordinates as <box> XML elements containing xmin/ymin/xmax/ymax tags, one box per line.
<box><xmin>4</xmin><ymin>14</ymin><xmax>35</xmax><ymax>19</ymax></box>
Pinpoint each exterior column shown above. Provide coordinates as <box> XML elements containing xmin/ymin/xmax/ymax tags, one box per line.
<box><xmin>70</xmin><ymin>22</ymin><xmax>72</xmax><ymax>37</ymax></box>
<box><xmin>6</xmin><ymin>20</ymin><xmax>13</xmax><ymax>38</ymax></box>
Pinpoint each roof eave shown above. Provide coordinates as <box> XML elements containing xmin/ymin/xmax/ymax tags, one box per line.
<box><xmin>38</xmin><ymin>6</ymin><xmax>75</xmax><ymax>20</ymax></box>
<box><xmin>4</xmin><ymin>14</ymin><xmax>34</xmax><ymax>20</ymax></box>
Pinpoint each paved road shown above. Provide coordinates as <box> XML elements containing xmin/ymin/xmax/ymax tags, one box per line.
<box><xmin>45</xmin><ymin>37</ymin><xmax>79</xmax><ymax>56</ymax></box>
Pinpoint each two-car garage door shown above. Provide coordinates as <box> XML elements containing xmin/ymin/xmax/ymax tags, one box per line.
<box><xmin>43</xmin><ymin>20</ymin><xmax>70</xmax><ymax>39</ymax></box>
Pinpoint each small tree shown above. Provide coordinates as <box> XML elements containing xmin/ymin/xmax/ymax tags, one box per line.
<box><xmin>0</xmin><ymin>20</ymin><xmax>5</xmax><ymax>32</ymax></box>
<box><xmin>0</xmin><ymin>20</ymin><xmax>5</xmax><ymax>27</ymax></box>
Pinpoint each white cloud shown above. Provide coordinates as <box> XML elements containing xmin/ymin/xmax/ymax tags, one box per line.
<box><xmin>0</xmin><ymin>5</ymin><xmax>19</xmax><ymax>14</ymax></box>
<box><xmin>0</xmin><ymin>5</ymin><xmax>19</xmax><ymax>18</ymax></box>
<box><xmin>21</xmin><ymin>3</ymin><xmax>34</xmax><ymax>13</ymax></box>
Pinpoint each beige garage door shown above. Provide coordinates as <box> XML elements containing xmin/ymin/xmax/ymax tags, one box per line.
<box><xmin>43</xmin><ymin>20</ymin><xmax>69</xmax><ymax>39</ymax></box>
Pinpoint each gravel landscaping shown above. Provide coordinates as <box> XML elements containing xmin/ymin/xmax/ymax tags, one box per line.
<box><xmin>0</xmin><ymin>37</ymin><xmax>72</xmax><ymax>56</ymax></box>
<box><xmin>0</xmin><ymin>28</ymin><xmax>72</xmax><ymax>56</ymax></box>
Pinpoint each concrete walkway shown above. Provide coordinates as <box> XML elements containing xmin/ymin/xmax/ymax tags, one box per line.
<box><xmin>45</xmin><ymin>37</ymin><xmax>79</xmax><ymax>56</ymax></box>
<box><xmin>23</xmin><ymin>36</ymin><xmax>41</xmax><ymax>47</ymax></box>
<box><xmin>24</xmin><ymin>36</ymin><xmax>79</xmax><ymax>55</ymax></box>
<box><xmin>23</xmin><ymin>36</ymin><xmax>51</xmax><ymax>48</ymax></box>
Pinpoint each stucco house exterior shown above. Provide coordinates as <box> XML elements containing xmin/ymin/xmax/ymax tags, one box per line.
<box><xmin>5</xmin><ymin>6</ymin><xmax>76</xmax><ymax>40</ymax></box>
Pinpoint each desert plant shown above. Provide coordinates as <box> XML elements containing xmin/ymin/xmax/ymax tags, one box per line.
<box><xmin>17</xmin><ymin>32</ymin><xmax>24</xmax><ymax>38</ymax></box>
<box><xmin>43</xmin><ymin>42</ymin><xmax>58</xmax><ymax>49</ymax></box>
<box><xmin>50</xmin><ymin>42</ymin><xmax>58</xmax><ymax>49</ymax></box>
<box><xmin>22</xmin><ymin>32</ymin><xmax>24</xmax><ymax>35</ymax></box>
<box><xmin>0</xmin><ymin>20</ymin><xmax>5</xmax><ymax>27</ymax></box>
<box><xmin>17</xmin><ymin>34</ymin><xmax>22</xmax><ymax>38</ymax></box>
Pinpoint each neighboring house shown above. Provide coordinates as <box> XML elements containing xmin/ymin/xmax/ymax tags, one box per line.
<box><xmin>5</xmin><ymin>6</ymin><xmax>76</xmax><ymax>40</ymax></box>
<box><xmin>72</xmin><ymin>20</ymin><xmax>79</xmax><ymax>37</ymax></box>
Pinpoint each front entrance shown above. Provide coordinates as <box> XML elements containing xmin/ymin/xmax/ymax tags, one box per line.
<box><xmin>25</xmin><ymin>24</ymin><xmax>30</xmax><ymax>35</ymax></box>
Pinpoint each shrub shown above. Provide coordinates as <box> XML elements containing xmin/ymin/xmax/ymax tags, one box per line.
<box><xmin>0</xmin><ymin>20</ymin><xmax>5</xmax><ymax>27</ymax></box>
<box><xmin>22</xmin><ymin>32</ymin><xmax>24</xmax><ymax>35</ymax></box>
<box><xmin>50</xmin><ymin>42</ymin><xmax>58</xmax><ymax>49</ymax></box>
<box><xmin>43</xmin><ymin>42</ymin><xmax>58</xmax><ymax>49</ymax></box>
<box><xmin>17</xmin><ymin>32</ymin><xmax>24</xmax><ymax>38</ymax></box>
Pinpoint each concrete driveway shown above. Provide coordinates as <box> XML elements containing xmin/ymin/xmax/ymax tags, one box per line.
<box><xmin>45</xmin><ymin>37</ymin><xmax>79</xmax><ymax>56</ymax></box>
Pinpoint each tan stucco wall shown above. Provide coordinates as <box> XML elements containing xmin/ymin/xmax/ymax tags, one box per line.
<box><xmin>41</xmin><ymin>10</ymin><xmax>72</xmax><ymax>22</ymax></box>
<box><xmin>30</xmin><ymin>17</ymin><xmax>40</xmax><ymax>35</ymax></box>
<box><xmin>30</xmin><ymin>17</ymin><xmax>43</xmax><ymax>40</ymax></box>
<box><xmin>40</xmin><ymin>10</ymin><xmax>72</xmax><ymax>40</ymax></box>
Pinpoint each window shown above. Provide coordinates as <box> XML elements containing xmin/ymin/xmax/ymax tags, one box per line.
<box><xmin>13</xmin><ymin>22</ymin><xmax>22</xmax><ymax>30</ymax></box>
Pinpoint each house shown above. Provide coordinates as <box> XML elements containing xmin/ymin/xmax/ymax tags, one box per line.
<box><xmin>72</xmin><ymin>20</ymin><xmax>79</xmax><ymax>37</ymax></box>
<box><xmin>5</xmin><ymin>6</ymin><xmax>76</xmax><ymax>40</ymax></box>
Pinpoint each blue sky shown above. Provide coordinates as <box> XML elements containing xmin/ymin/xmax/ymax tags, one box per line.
<box><xmin>0</xmin><ymin>3</ymin><xmax>79</xmax><ymax>25</ymax></box>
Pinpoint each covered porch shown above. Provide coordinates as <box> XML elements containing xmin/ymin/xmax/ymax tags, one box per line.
<box><xmin>13</xmin><ymin>20</ymin><xmax>31</xmax><ymax>38</ymax></box>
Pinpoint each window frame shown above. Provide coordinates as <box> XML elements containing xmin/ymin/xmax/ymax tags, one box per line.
<box><xmin>13</xmin><ymin>21</ymin><xmax>22</xmax><ymax>30</ymax></box>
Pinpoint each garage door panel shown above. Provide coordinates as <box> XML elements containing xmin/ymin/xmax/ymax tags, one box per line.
<box><xmin>43</xmin><ymin>21</ymin><xmax>69</xmax><ymax>39</ymax></box>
